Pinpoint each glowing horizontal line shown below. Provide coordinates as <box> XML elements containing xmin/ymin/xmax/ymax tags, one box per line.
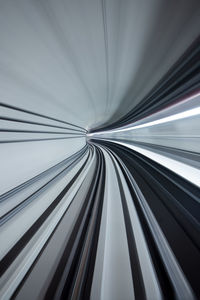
<box><xmin>89</xmin><ymin>92</ymin><xmax>200</xmax><ymax>136</ymax></box>
<box><xmin>116</xmin><ymin>106</ymin><xmax>200</xmax><ymax>133</ymax></box>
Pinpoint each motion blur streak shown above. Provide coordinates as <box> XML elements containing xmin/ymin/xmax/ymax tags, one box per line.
<box><xmin>0</xmin><ymin>1</ymin><xmax>200</xmax><ymax>300</ymax></box>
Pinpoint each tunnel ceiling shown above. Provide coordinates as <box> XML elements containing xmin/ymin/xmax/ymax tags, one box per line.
<box><xmin>1</xmin><ymin>0</ymin><xmax>200</xmax><ymax>131</ymax></box>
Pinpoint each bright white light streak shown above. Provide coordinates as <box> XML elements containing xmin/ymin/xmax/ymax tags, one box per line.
<box><xmin>116</xmin><ymin>106</ymin><xmax>200</xmax><ymax>133</ymax></box>
<box><xmin>89</xmin><ymin>92</ymin><xmax>200</xmax><ymax>137</ymax></box>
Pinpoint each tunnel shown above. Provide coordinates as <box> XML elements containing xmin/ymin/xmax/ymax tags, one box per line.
<box><xmin>0</xmin><ymin>1</ymin><xmax>200</xmax><ymax>299</ymax></box>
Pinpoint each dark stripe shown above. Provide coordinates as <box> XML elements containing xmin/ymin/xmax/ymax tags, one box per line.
<box><xmin>0</xmin><ymin>135</ymin><xmax>84</xmax><ymax>144</ymax></box>
<box><xmin>0</xmin><ymin>102</ymin><xmax>86</xmax><ymax>132</ymax></box>
<box><xmin>0</xmin><ymin>153</ymin><xmax>89</xmax><ymax>277</ymax></box>
<box><xmin>104</xmin><ymin>144</ymin><xmax>175</xmax><ymax>299</ymax></box>
<box><xmin>0</xmin><ymin>116</ymin><xmax>85</xmax><ymax>133</ymax></box>
<box><xmin>43</xmin><ymin>150</ymin><xmax>100</xmax><ymax>299</ymax></box>
<box><xmin>0</xmin><ymin>129</ymin><xmax>85</xmax><ymax>135</ymax></box>
<box><xmin>109</xmin><ymin>151</ymin><xmax>146</xmax><ymax>300</ymax></box>
<box><xmin>74</xmin><ymin>147</ymin><xmax>105</xmax><ymax>299</ymax></box>
<box><xmin>91</xmin><ymin>36</ymin><xmax>200</xmax><ymax>132</ymax></box>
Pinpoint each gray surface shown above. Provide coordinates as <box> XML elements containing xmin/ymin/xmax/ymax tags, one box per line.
<box><xmin>0</xmin><ymin>0</ymin><xmax>200</xmax><ymax>129</ymax></box>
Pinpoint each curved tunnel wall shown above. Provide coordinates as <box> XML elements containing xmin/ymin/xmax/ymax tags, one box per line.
<box><xmin>0</xmin><ymin>1</ymin><xmax>200</xmax><ymax>300</ymax></box>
